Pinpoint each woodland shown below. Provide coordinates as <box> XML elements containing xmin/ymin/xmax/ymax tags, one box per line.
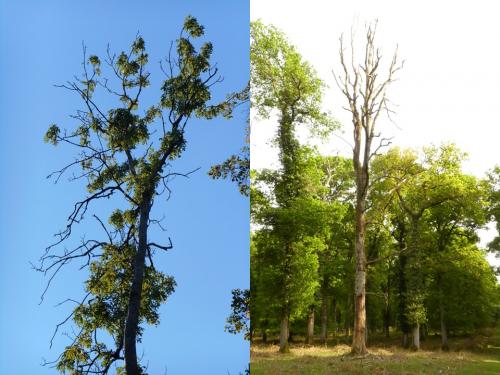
<box><xmin>249</xmin><ymin>21</ymin><xmax>500</xmax><ymax>374</ymax></box>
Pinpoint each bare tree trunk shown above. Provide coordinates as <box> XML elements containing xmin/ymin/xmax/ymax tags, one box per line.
<box><xmin>279</xmin><ymin>314</ymin><xmax>290</xmax><ymax>353</ymax></box>
<box><xmin>412</xmin><ymin>323</ymin><xmax>420</xmax><ymax>350</ymax></box>
<box><xmin>320</xmin><ymin>290</ymin><xmax>328</xmax><ymax>345</ymax></box>
<box><xmin>334</xmin><ymin>23</ymin><xmax>401</xmax><ymax>356</ymax></box>
<box><xmin>383</xmin><ymin>309</ymin><xmax>390</xmax><ymax>338</ymax></box>
<box><xmin>332</xmin><ymin>297</ymin><xmax>337</xmax><ymax>337</ymax></box>
<box><xmin>306</xmin><ymin>308</ymin><xmax>315</xmax><ymax>345</ymax></box>
<box><xmin>124</xmin><ymin>200</ymin><xmax>151</xmax><ymax>375</ymax></box>
<box><xmin>352</xmin><ymin>199</ymin><xmax>367</xmax><ymax>355</ymax></box>
<box><xmin>384</xmin><ymin>273</ymin><xmax>391</xmax><ymax>338</ymax></box>
<box><xmin>440</xmin><ymin>302</ymin><xmax>449</xmax><ymax>351</ymax></box>
<box><xmin>345</xmin><ymin>293</ymin><xmax>351</xmax><ymax>337</ymax></box>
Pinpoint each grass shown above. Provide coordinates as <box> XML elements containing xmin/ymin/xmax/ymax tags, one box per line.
<box><xmin>251</xmin><ymin>329</ymin><xmax>500</xmax><ymax>374</ymax></box>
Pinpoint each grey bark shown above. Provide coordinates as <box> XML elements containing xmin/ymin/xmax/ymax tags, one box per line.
<box><xmin>124</xmin><ymin>200</ymin><xmax>151</xmax><ymax>375</ymax></box>
<box><xmin>320</xmin><ymin>290</ymin><xmax>328</xmax><ymax>344</ymax></box>
<box><xmin>412</xmin><ymin>323</ymin><xmax>420</xmax><ymax>350</ymax></box>
<box><xmin>436</xmin><ymin>271</ymin><xmax>449</xmax><ymax>351</ymax></box>
<box><xmin>306</xmin><ymin>308</ymin><xmax>315</xmax><ymax>345</ymax></box>
<box><xmin>279</xmin><ymin>315</ymin><xmax>290</xmax><ymax>353</ymax></box>
<box><xmin>352</xmin><ymin>196</ymin><xmax>367</xmax><ymax>354</ymax></box>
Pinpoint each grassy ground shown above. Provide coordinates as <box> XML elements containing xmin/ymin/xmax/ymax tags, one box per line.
<box><xmin>251</xmin><ymin>329</ymin><xmax>500</xmax><ymax>374</ymax></box>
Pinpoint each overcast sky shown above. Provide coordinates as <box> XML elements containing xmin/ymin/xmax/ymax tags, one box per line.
<box><xmin>251</xmin><ymin>0</ymin><xmax>500</xmax><ymax>265</ymax></box>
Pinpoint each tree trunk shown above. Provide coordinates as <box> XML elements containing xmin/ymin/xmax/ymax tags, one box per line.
<box><xmin>279</xmin><ymin>315</ymin><xmax>290</xmax><ymax>353</ymax></box>
<box><xmin>437</xmin><ymin>273</ymin><xmax>449</xmax><ymax>351</ymax></box>
<box><xmin>124</xmin><ymin>200</ymin><xmax>151</xmax><ymax>375</ymax></box>
<box><xmin>332</xmin><ymin>297</ymin><xmax>337</xmax><ymax>337</ymax></box>
<box><xmin>421</xmin><ymin>324</ymin><xmax>428</xmax><ymax>341</ymax></box>
<box><xmin>306</xmin><ymin>308</ymin><xmax>315</xmax><ymax>345</ymax></box>
<box><xmin>402</xmin><ymin>332</ymin><xmax>409</xmax><ymax>348</ymax></box>
<box><xmin>320</xmin><ymin>290</ymin><xmax>328</xmax><ymax>345</ymax></box>
<box><xmin>412</xmin><ymin>323</ymin><xmax>420</xmax><ymax>350</ymax></box>
<box><xmin>383</xmin><ymin>272</ymin><xmax>391</xmax><ymax>338</ymax></box>
<box><xmin>352</xmin><ymin>199</ymin><xmax>367</xmax><ymax>355</ymax></box>
<box><xmin>344</xmin><ymin>294</ymin><xmax>350</xmax><ymax>336</ymax></box>
<box><xmin>440</xmin><ymin>302</ymin><xmax>449</xmax><ymax>351</ymax></box>
<box><xmin>383</xmin><ymin>311</ymin><xmax>390</xmax><ymax>338</ymax></box>
<box><xmin>398</xmin><ymin>255</ymin><xmax>410</xmax><ymax>348</ymax></box>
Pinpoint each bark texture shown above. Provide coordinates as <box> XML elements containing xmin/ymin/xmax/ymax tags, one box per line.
<box><xmin>412</xmin><ymin>323</ymin><xmax>420</xmax><ymax>350</ymax></box>
<box><xmin>279</xmin><ymin>315</ymin><xmax>290</xmax><ymax>353</ymax></box>
<box><xmin>437</xmin><ymin>267</ymin><xmax>449</xmax><ymax>351</ymax></box>
<box><xmin>124</xmin><ymin>201</ymin><xmax>151</xmax><ymax>375</ymax></box>
<box><xmin>320</xmin><ymin>291</ymin><xmax>328</xmax><ymax>345</ymax></box>
<box><xmin>334</xmin><ymin>23</ymin><xmax>401</xmax><ymax>355</ymax></box>
<box><xmin>306</xmin><ymin>308</ymin><xmax>315</xmax><ymax>345</ymax></box>
<box><xmin>352</xmin><ymin>196</ymin><xmax>368</xmax><ymax>354</ymax></box>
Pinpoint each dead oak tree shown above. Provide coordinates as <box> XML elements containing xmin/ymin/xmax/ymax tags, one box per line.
<box><xmin>333</xmin><ymin>21</ymin><xmax>402</xmax><ymax>355</ymax></box>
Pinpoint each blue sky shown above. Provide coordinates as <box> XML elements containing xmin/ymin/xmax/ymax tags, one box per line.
<box><xmin>0</xmin><ymin>1</ymin><xmax>249</xmax><ymax>374</ymax></box>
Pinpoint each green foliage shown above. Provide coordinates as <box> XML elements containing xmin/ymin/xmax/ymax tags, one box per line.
<box><xmin>225</xmin><ymin>289</ymin><xmax>251</xmax><ymax>339</ymax></box>
<box><xmin>250</xmin><ymin>20</ymin><xmax>336</xmax><ymax>136</ymax></box>
<box><xmin>44</xmin><ymin>124</ymin><xmax>60</xmax><ymax>145</ymax></box>
<box><xmin>208</xmin><ymin>84</ymin><xmax>250</xmax><ymax>196</ymax></box>
<box><xmin>487</xmin><ymin>166</ymin><xmax>500</xmax><ymax>257</ymax></box>
<box><xmin>251</xmin><ymin>142</ymin><xmax>498</xmax><ymax>347</ymax></box>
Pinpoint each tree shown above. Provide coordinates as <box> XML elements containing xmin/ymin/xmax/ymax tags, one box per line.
<box><xmin>250</xmin><ymin>21</ymin><xmax>333</xmax><ymax>353</ymax></box>
<box><xmin>487</xmin><ymin>166</ymin><xmax>500</xmax><ymax>260</ymax></box>
<box><xmin>426</xmin><ymin>170</ymin><xmax>488</xmax><ymax>350</ymax></box>
<box><xmin>251</xmin><ymin>170</ymin><xmax>323</xmax><ymax>353</ymax></box>
<box><xmin>209</xmin><ymin>84</ymin><xmax>250</xmax><ymax>196</ymax></box>
<box><xmin>314</xmin><ymin>155</ymin><xmax>355</xmax><ymax>344</ymax></box>
<box><xmin>225</xmin><ymin>289</ymin><xmax>251</xmax><ymax>340</ymax></box>
<box><xmin>333</xmin><ymin>22</ymin><xmax>402</xmax><ymax>354</ymax></box>
<box><xmin>38</xmin><ymin>16</ymin><xmax>241</xmax><ymax>374</ymax></box>
<box><xmin>372</xmin><ymin>144</ymin><xmax>486</xmax><ymax>350</ymax></box>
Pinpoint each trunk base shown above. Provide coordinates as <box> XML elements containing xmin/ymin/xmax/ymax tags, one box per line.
<box><xmin>279</xmin><ymin>342</ymin><xmax>290</xmax><ymax>354</ymax></box>
<box><xmin>411</xmin><ymin>324</ymin><xmax>420</xmax><ymax>351</ymax></box>
<box><xmin>279</xmin><ymin>316</ymin><xmax>290</xmax><ymax>354</ymax></box>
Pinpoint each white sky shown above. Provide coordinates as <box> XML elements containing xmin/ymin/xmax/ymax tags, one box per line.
<box><xmin>251</xmin><ymin>0</ymin><xmax>500</xmax><ymax>266</ymax></box>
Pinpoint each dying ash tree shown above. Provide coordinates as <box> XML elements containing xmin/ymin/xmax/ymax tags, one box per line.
<box><xmin>332</xmin><ymin>21</ymin><xmax>402</xmax><ymax>355</ymax></box>
<box><xmin>36</xmin><ymin>16</ymin><xmax>243</xmax><ymax>375</ymax></box>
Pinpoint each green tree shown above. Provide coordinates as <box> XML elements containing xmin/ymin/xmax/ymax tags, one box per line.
<box><xmin>251</xmin><ymin>167</ymin><xmax>324</xmax><ymax>353</ymax></box>
<box><xmin>39</xmin><ymin>16</ymin><xmax>241</xmax><ymax>375</ymax></box>
<box><xmin>426</xmin><ymin>172</ymin><xmax>488</xmax><ymax>350</ymax></box>
<box><xmin>225</xmin><ymin>289</ymin><xmax>251</xmax><ymax>340</ymax></box>
<box><xmin>209</xmin><ymin>84</ymin><xmax>250</xmax><ymax>196</ymax></box>
<box><xmin>487</xmin><ymin>166</ymin><xmax>500</xmax><ymax>259</ymax></box>
<box><xmin>314</xmin><ymin>155</ymin><xmax>355</xmax><ymax>344</ymax></box>
<box><xmin>250</xmin><ymin>21</ymin><xmax>333</xmax><ymax>353</ymax></box>
<box><xmin>372</xmin><ymin>144</ymin><xmax>487</xmax><ymax>350</ymax></box>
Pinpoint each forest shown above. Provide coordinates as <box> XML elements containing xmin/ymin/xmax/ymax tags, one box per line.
<box><xmin>249</xmin><ymin>20</ymin><xmax>500</xmax><ymax>374</ymax></box>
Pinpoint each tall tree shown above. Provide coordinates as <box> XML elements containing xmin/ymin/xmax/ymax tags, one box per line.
<box><xmin>373</xmin><ymin>144</ymin><xmax>481</xmax><ymax>349</ymax></box>
<box><xmin>314</xmin><ymin>155</ymin><xmax>355</xmax><ymax>345</ymax></box>
<box><xmin>251</xmin><ymin>21</ymin><xmax>332</xmax><ymax>353</ymax></box>
<box><xmin>487</xmin><ymin>166</ymin><xmax>500</xmax><ymax>260</ymax></box>
<box><xmin>427</xmin><ymin>173</ymin><xmax>487</xmax><ymax>350</ymax></box>
<box><xmin>39</xmin><ymin>16</ymin><xmax>241</xmax><ymax>374</ymax></box>
<box><xmin>333</xmin><ymin>22</ymin><xmax>402</xmax><ymax>354</ymax></box>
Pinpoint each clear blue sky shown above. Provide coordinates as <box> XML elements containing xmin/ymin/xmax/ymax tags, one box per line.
<box><xmin>0</xmin><ymin>1</ymin><xmax>249</xmax><ymax>374</ymax></box>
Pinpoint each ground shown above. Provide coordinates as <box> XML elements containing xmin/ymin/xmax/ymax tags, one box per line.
<box><xmin>250</xmin><ymin>329</ymin><xmax>500</xmax><ymax>374</ymax></box>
